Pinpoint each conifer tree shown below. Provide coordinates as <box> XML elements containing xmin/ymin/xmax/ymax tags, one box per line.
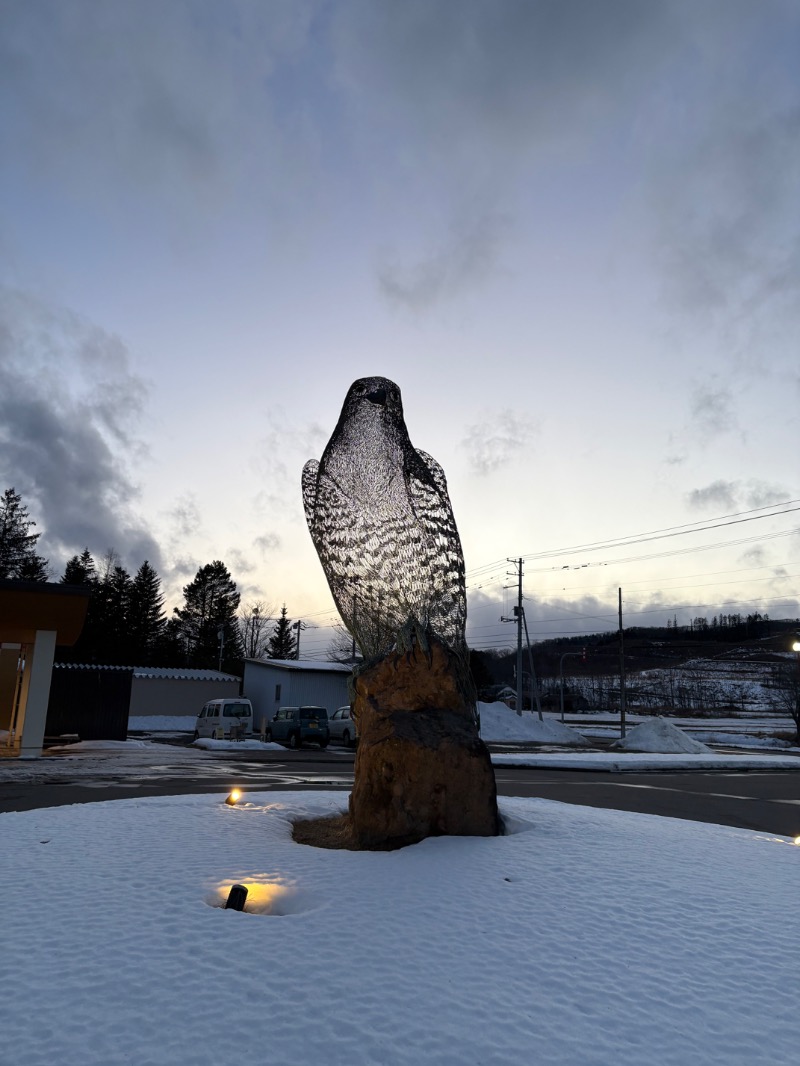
<box><xmin>266</xmin><ymin>604</ymin><xmax>298</xmax><ymax>660</ymax></box>
<box><xmin>62</xmin><ymin>549</ymin><xmax>97</xmax><ymax>587</ymax></box>
<box><xmin>128</xmin><ymin>561</ymin><xmax>167</xmax><ymax>664</ymax></box>
<box><xmin>0</xmin><ymin>487</ymin><xmax>49</xmax><ymax>580</ymax></box>
<box><xmin>173</xmin><ymin>560</ymin><xmax>243</xmax><ymax>672</ymax></box>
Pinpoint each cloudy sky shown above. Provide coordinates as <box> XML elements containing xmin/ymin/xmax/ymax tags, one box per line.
<box><xmin>1</xmin><ymin>0</ymin><xmax>798</xmax><ymax>654</ymax></box>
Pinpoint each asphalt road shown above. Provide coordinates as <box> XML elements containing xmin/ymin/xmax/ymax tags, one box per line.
<box><xmin>2</xmin><ymin>747</ymin><xmax>800</xmax><ymax>836</ymax></box>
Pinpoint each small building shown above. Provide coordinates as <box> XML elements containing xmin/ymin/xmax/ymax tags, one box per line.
<box><xmin>47</xmin><ymin>663</ymin><xmax>242</xmax><ymax>738</ymax></box>
<box><xmin>47</xmin><ymin>664</ymin><xmax>133</xmax><ymax>742</ymax></box>
<box><xmin>128</xmin><ymin>667</ymin><xmax>241</xmax><ymax>718</ymax></box>
<box><xmin>1</xmin><ymin>579</ymin><xmax>91</xmax><ymax>758</ymax></box>
<box><xmin>242</xmin><ymin>658</ymin><xmax>352</xmax><ymax>730</ymax></box>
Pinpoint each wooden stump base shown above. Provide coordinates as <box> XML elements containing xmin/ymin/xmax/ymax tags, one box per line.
<box><xmin>348</xmin><ymin>633</ymin><xmax>500</xmax><ymax>849</ymax></box>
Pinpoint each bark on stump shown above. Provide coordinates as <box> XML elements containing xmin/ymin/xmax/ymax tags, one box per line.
<box><xmin>348</xmin><ymin>634</ymin><xmax>500</xmax><ymax>849</ymax></box>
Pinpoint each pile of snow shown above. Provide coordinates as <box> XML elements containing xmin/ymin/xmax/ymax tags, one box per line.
<box><xmin>478</xmin><ymin>701</ymin><xmax>589</xmax><ymax>745</ymax></box>
<box><xmin>47</xmin><ymin>739</ymin><xmax>150</xmax><ymax>752</ymax></box>
<box><xmin>1</xmin><ymin>790</ymin><xmax>797</xmax><ymax>1066</ymax></box>
<box><xmin>693</xmin><ymin>732</ymin><xmax>796</xmax><ymax>750</ymax></box>
<box><xmin>612</xmin><ymin>717</ymin><xmax>713</xmax><ymax>754</ymax></box>
<box><xmin>193</xmin><ymin>737</ymin><xmax>284</xmax><ymax>751</ymax></box>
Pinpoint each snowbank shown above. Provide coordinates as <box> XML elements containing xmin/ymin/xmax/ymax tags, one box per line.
<box><xmin>478</xmin><ymin>701</ymin><xmax>589</xmax><ymax>745</ymax></box>
<box><xmin>611</xmin><ymin>717</ymin><xmax>712</xmax><ymax>754</ymax></box>
<box><xmin>192</xmin><ymin>737</ymin><xmax>284</xmax><ymax>751</ymax></box>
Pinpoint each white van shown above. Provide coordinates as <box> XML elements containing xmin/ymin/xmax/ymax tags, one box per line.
<box><xmin>194</xmin><ymin>698</ymin><xmax>254</xmax><ymax>740</ymax></box>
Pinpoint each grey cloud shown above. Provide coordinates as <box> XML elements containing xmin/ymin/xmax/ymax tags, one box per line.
<box><xmin>166</xmin><ymin>496</ymin><xmax>202</xmax><ymax>541</ymax></box>
<box><xmin>0</xmin><ymin>1</ymin><xmax>317</xmax><ymax>213</ymax></box>
<box><xmin>255</xmin><ymin>533</ymin><xmax>281</xmax><ymax>554</ymax></box>
<box><xmin>0</xmin><ymin>288</ymin><xmax>160</xmax><ymax>574</ymax></box>
<box><xmin>739</xmin><ymin>546</ymin><xmax>767</xmax><ymax>568</ymax></box>
<box><xmin>334</xmin><ymin>1</ymin><xmax>678</xmax><ymax>154</ymax></box>
<box><xmin>251</xmin><ymin>416</ymin><xmax>327</xmax><ymax>519</ymax></box>
<box><xmin>227</xmin><ymin>548</ymin><xmax>256</xmax><ymax>576</ymax></box>
<box><xmin>643</xmin><ymin>9</ymin><xmax>800</xmax><ymax>362</ymax></box>
<box><xmin>170</xmin><ymin>556</ymin><xmax>202</xmax><ymax>582</ymax></box>
<box><xmin>743</xmin><ymin>481</ymin><xmax>792</xmax><ymax>509</ymax></box>
<box><xmin>687</xmin><ymin>478</ymin><xmax>792</xmax><ymax>512</ymax></box>
<box><xmin>462</xmin><ymin>410</ymin><xmax>537</xmax><ymax>476</ymax></box>
<box><xmin>689</xmin><ymin>383</ymin><xmax>740</xmax><ymax>443</ymax></box>
<box><xmin>686</xmin><ymin>480</ymin><xmax>739</xmax><ymax>512</ymax></box>
<box><xmin>656</xmin><ymin>106</ymin><xmax>800</xmax><ymax>320</ymax></box>
<box><xmin>378</xmin><ymin>211</ymin><xmax>508</xmax><ymax>310</ymax></box>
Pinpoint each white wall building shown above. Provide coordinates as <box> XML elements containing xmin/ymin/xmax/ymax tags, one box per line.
<box><xmin>242</xmin><ymin>658</ymin><xmax>352</xmax><ymax>730</ymax></box>
<box><xmin>129</xmin><ymin>668</ymin><xmax>241</xmax><ymax>718</ymax></box>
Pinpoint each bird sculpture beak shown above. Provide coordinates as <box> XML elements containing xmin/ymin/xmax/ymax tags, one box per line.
<box><xmin>366</xmin><ymin>386</ymin><xmax>387</xmax><ymax>406</ymax></box>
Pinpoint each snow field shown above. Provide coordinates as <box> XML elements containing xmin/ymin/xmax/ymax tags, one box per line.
<box><xmin>1</xmin><ymin>791</ymin><xmax>798</xmax><ymax>1065</ymax></box>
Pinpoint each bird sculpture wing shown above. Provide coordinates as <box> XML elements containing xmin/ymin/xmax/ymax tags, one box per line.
<box><xmin>405</xmin><ymin>449</ymin><xmax>467</xmax><ymax>650</ymax></box>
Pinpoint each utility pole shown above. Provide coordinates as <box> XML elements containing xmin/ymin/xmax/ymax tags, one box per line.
<box><xmin>618</xmin><ymin>588</ymin><xmax>627</xmax><ymax>739</ymax></box>
<box><xmin>515</xmin><ymin>558</ymin><xmax>523</xmax><ymax>713</ymax></box>
<box><xmin>501</xmin><ymin>558</ymin><xmax>525</xmax><ymax>714</ymax></box>
<box><xmin>521</xmin><ymin>606</ymin><xmax>543</xmax><ymax>720</ymax></box>
<box><xmin>292</xmin><ymin>620</ymin><xmax>309</xmax><ymax>660</ymax></box>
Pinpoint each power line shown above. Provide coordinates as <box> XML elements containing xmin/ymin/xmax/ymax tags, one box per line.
<box><xmin>465</xmin><ymin>500</ymin><xmax>799</xmax><ymax>579</ymax></box>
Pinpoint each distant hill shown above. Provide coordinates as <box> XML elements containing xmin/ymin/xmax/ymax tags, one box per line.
<box><xmin>470</xmin><ymin>618</ymin><xmax>800</xmax><ymax>721</ymax></box>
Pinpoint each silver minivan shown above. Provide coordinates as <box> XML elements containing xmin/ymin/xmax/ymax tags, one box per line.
<box><xmin>194</xmin><ymin>698</ymin><xmax>254</xmax><ymax>740</ymax></box>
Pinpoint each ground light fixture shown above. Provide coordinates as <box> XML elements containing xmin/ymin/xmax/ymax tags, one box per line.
<box><xmin>225</xmin><ymin>884</ymin><xmax>248</xmax><ymax>911</ymax></box>
<box><xmin>225</xmin><ymin>788</ymin><xmax>242</xmax><ymax>805</ymax></box>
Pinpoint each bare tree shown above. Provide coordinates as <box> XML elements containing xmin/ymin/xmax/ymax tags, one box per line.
<box><xmin>770</xmin><ymin>659</ymin><xmax>800</xmax><ymax>742</ymax></box>
<box><xmin>239</xmin><ymin>600</ymin><xmax>274</xmax><ymax>660</ymax></box>
<box><xmin>326</xmin><ymin>623</ymin><xmax>362</xmax><ymax>665</ymax></box>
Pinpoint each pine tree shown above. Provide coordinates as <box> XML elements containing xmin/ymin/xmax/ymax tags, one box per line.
<box><xmin>266</xmin><ymin>604</ymin><xmax>297</xmax><ymax>660</ymax></box>
<box><xmin>62</xmin><ymin>549</ymin><xmax>97</xmax><ymax>586</ymax></box>
<box><xmin>57</xmin><ymin>550</ymin><xmax>99</xmax><ymax>663</ymax></box>
<box><xmin>128</xmin><ymin>561</ymin><xmax>167</xmax><ymax>665</ymax></box>
<box><xmin>92</xmin><ymin>552</ymin><xmax>133</xmax><ymax>663</ymax></box>
<box><xmin>0</xmin><ymin>487</ymin><xmax>49</xmax><ymax>580</ymax></box>
<box><xmin>173</xmin><ymin>560</ymin><xmax>243</xmax><ymax>672</ymax></box>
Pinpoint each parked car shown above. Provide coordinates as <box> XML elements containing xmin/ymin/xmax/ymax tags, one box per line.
<box><xmin>194</xmin><ymin>699</ymin><xmax>254</xmax><ymax>740</ymax></box>
<box><xmin>328</xmin><ymin>705</ymin><xmax>358</xmax><ymax>747</ymax></box>
<box><xmin>266</xmin><ymin>706</ymin><xmax>329</xmax><ymax>749</ymax></box>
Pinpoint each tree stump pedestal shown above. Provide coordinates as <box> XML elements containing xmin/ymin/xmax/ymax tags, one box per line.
<box><xmin>348</xmin><ymin>633</ymin><xmax>500</xmax><ymax>849</ymax></box>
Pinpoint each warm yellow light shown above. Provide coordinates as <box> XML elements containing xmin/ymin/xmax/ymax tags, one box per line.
<box><xmin>792</xmin><ymin>641</ymin><xmax>800</xmax><ymax>653</ymax></box>
<box><xmin>794</xmin><ymin>835</ymin><xmax>800</xmax><ymax>846</ymax></box>
<box><xmin>211</xmin><ymin>880</ymin><xmax>297</xmax><ymax>914</ymax></box>
<box><xmin>226</xmin><ymin>788</ymin><xmax>242</xmax><ymax>805</ymax></box>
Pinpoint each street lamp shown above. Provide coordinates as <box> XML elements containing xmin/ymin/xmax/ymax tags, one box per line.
<box><xmin>558</xmin><ymin>651</ymin><xmax>584</xmax><ymax>723</ymax></box>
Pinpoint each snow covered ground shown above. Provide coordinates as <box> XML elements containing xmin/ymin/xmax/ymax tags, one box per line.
<box><xmin>1</xmin><ymin>789</ymin><xmax>798</xmax><ymax>1066</ymax></box>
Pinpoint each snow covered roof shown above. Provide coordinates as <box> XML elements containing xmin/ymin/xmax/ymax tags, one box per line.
<box><xmin>54</xmin><ymin>664</ymin><xmax>240</xmax><ymax>682</ymax></box>
<box><xmin>132</xmin><ymin>667</ymin><xmax>241</xmax><ymax>682</ymax></box>
<box><xmin>244</xmin><ymin>657</ymin><xmax>352</xmax><ymax>674</ymax></box>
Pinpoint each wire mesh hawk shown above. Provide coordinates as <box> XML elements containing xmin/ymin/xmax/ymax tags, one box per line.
<box><xmin>302</xmin><ymin>376</ymin><xmax>467</xmax><ymax>659</ymax></box>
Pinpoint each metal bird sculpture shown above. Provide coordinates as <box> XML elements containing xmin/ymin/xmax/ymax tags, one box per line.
<box><xmin>302</xmin><ymin>376</ymin><xmax>467</xmax><ymax>659</ymax></box>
